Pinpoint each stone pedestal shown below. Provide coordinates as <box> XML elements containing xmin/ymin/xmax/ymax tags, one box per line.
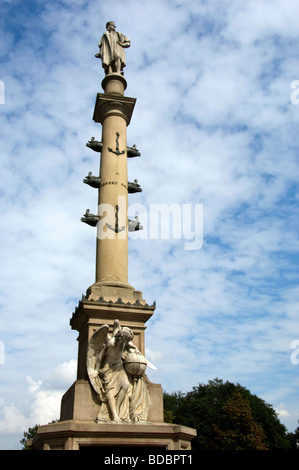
<box><xmin>28</xmin><ymin>420</ymin><xmax>196</xmax><ymax>450</ymax></box>
<box><xmin>63</xmin><ymin>296</ymin><xmax>164</xmax><ymax>424</ymax></box>
<box><xmin>27</xmin><ymin>295</ymin><xmax>196</xmax><ymax>450</ymax></box>
<box><xmin>70</xmin><ymin>297</ymin><xmax>156</xmax><ymax>378</ymax></box>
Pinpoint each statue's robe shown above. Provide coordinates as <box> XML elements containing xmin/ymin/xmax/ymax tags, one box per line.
<box><xmin>96</xmin><ymin>357</ymin><xmax>150</xmax><ymax>423</ymax></box>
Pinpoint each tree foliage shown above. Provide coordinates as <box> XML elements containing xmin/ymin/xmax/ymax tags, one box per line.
<box><xmin>20</xmin><ymin>424</ymin><xmax>39</xmax><ymax>450</ymax></box>
<box><xmin>20</xmin><ymin>420</ymin><xmax>59</xmax><ymax>449</ymax></box>
<box><xmin>211</xmin><ymin>392</ymin><xmax>267</xmax><ymax>450</ymax></box>
<box><xmin>163</xmin><ymin>378</ymin><xmax>297</xmax><ymax>450</ymax></box>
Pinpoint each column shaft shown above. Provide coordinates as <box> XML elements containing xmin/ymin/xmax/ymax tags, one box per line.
<box><xmin>91</xmin><ymin>74</ymin><xmax>136</xmax><ymax>291</ymax></box>
<box><xmin>96</xmin><ymin>114</ymin><xmax>128</xmax><ymax>284</ymax></box>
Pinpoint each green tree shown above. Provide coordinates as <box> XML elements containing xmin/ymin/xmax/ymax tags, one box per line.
<box><xmin>163</xmin><ymin>391</ymin><xmax>184</xmax><ymax>423</ymax></box>
<box><xmin>20</xmin><ymin>420</ymin><xmax>59</xmax><ymax>449</ymax></box>
<box><xmin>20</xmin><ymin>424</ymin><xmax>38</xmax><ymax>450</ymax></box>
<box><xmin>211</xmin><ymin>392</ymin><xmax>268</xmax><ymax>450</ymax></box>
<box><xmin>163</xmin><ymin>378</ymin><xmax>295</xmax><ymax>450</ymax></box>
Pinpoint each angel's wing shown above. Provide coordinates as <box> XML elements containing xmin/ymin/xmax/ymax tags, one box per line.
<box><xmin>86</xmin><ymin>324</ymin><xmax>110</xmax><ymax>395</ymax></box>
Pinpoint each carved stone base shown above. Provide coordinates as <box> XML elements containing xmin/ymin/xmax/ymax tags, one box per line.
<box><xmin>86</xmin><ymin>280</ymin><xmax>145</xmax><ymax>304</ymax></box>
<box><xmin>27</xmin><ymin>294</ymin><xmax>197</xmax><ymax>451</ymax></box>
<box><xmin>27</xmin><ymin>420</ymin><xmax>196</xmax><ymax>450</ymax></box>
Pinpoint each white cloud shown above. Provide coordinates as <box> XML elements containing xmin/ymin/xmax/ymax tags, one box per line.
<box><xmin>276</xmin><ymin>404</ymin><xmax>291</xmax><ymax>418</ymax></box>
<box><xmin>0</xmin><ymin>359</ymin><xmax>76</xmax><ymax>450</ymax></box>
<box><xmin>26</xmin><ymin>376</ymin><xmax>63</xmax><ymax>426</ymax></box>
<box><xmin>0</xmin><ymin>403</ymin><xmax>27</xmax><ymax>435</ymax></box>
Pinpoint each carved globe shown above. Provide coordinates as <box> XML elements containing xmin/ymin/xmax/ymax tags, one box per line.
<box><xmin>123</xmin><ymin>353</ymin><xmax>147</xmax><ymax>377</ymax></box>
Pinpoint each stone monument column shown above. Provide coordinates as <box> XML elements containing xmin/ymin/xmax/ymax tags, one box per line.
<box><xmin>84</xmin><ymin>74</ymin><xmax>143</xmax><ymax>303</ymax></box>
<box><xmin>27</xmin><ymin>21</ymin><xmax>196</xmax><ymax>451</ymax></box>
<box><xmin>93</xmin><ymin>74</ymin><xmax>135</xmax><ymax>290</ymax></box>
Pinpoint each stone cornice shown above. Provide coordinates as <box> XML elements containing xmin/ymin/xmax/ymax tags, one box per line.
<box><xmin>93</xmin><ymin>93</ymin><xmax>136</xmax><ymax>125</ymax></box>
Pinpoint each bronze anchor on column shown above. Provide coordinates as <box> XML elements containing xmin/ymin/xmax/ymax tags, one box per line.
<box><xmin>107</xmin><ymin>205</ymin><xmax>126</xmax><ymax>233</ymax></box>
<box><xmin>108</xmin><ymin>132</ymin><xmax>125</xmax><ymax>156</ymax></box>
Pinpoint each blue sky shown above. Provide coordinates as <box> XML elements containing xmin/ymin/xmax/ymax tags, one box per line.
<box><xmin>0</xmin><ymin>0</ymin><xmax>299</xmax><ymax>449</ymax></box>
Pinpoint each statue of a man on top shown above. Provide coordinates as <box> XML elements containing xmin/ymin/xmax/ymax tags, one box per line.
<box><xmin>95</xmin><ymin>21</ymin><xmax>130</xmax><ymax>75</ymax></box>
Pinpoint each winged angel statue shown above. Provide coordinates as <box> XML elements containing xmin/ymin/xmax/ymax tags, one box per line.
<box><xmin>87</xmin><ymin>319</ymin><xmax>155</xmax><ymax>423</ymax></box>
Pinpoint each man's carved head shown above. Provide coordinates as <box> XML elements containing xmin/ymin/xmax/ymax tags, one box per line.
<box><xmin>106</xmin><ymin>21</ymin><xmax>116</xmax><ymax>31</ymax></box>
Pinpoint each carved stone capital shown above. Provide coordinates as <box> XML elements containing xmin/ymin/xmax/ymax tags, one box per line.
<box><xmin>93</xmin><ymin>94</ymin><xmax>136</xmax><ymax>126</ymax></box>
